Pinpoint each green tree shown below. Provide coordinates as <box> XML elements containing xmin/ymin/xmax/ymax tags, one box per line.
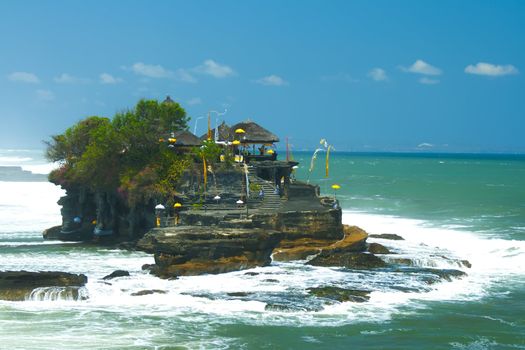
<box><xmin>46</xmin><ymin>98</ymin><xmax>191</xmax><ymax>205</ymax></box>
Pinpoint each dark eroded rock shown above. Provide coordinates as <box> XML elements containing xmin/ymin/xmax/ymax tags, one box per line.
<box><xmin>103</xmin><ymin>270</ymin><xmax>130</xmax><ymax>280</ymax></box>
<box><xmin>137</xmin><ymin>226</ymin><xmax>282</xmax><ymax>278</ymax></box>
<box><xmin>307</xmin><ymin>286</ymin><xmax>371</xmax><ymax>303</ymax></box>
<box><xmin>227</xmin><ymin>292</ymin><xmax>254</xmax><ymax>297</ymax></box>
<box><xmin>272</xmin><ymin>225</ymin><xmax>368</xmax><ymax>262</ymax></box>
<box><xmin>461</xmin><ymin>260</ymin><xmax>472</xmax><ymax>268</ymax></box>
<box><xmin>368</xmin><ymin>242</ymin><xmax>392</xmax><ymax>254</ymax></box>
<box><xmin>369</xmin><ymin>233</ymin><xmax>405</xmax><ymax>240</ymax></box>
<box><xmin>0</xmin><ymin>271</ymin><xmax>87</xmax><ymax>301</ymax></box>
<box><xmin>131</xmin><ymin>289</ymin><xmax>167</xmax><ymax>296</ymax></box>
<box><xmin>307</xmin><ymin>251</ymin><xmax>387</xmax><ymax>269</ymax></box>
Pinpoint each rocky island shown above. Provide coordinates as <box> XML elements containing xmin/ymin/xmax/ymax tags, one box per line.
<box><xmin>1</xmin><ymin>97</ymin><xmax>468</xmax><ymax>303</ymax></box>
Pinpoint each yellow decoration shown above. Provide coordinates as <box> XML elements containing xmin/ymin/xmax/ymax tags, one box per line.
<box><xmin>168</xmin><ymin>138</ymin><xmax>177</xmax><ymax>143</ymax></box>
<box><xmin>267</xmin><ymin>149</ymin><xmax>274</xmax><ymax>154</ymax></box>
<box><xmin>234</xmin><ymin>155</ymin><xmax>244</xmax><ymax>162</ymax></box>
<box><xmin>235</xmin><ymin>128</ymin><xmax>245</xmax><ymax>134</ymax></box>
<box><xmin>174</xmin><ymin>203</ymin><xmax>182</xmax><ymax>208</ymax></box>
<box><xmin>232</xmin><ymin>140</ymin><xmax>241</xmax><ymax>145</ymax></box>
<box><xmin>331</xmin><ymin>184</ymin><xmax>341</xmax><ymax>190</ymax></box>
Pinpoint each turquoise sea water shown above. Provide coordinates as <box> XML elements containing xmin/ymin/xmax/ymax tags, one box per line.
<box><xmin>0</xmin><ymin>150</ymin><xmax>524</xmax><ymax>349</ymax></box>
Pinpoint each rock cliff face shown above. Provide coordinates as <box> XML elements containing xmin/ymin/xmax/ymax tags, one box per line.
<box><xmin>44</xmin><ymin>185</ymin><xmax>155</xmax><ymax>241</ymax></box>
<box><xmin>137</xmin><ymin>226</ymin><xmax>282</xmax><ymax>278</ymax></box>
<box><xmin>252</xmin><ymin>208</ymin><xmax>343</xmax><ymax>240</ymax></box>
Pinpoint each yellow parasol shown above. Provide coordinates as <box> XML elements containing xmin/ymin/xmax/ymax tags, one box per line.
<box><xmin>232</xmin><ymin>140</ymin><xmax>241</xmax><ymax>145</ymax></box>
<box><xmin>267</xmin><ymin>149</ymin><xmax>274</xmax><ymax>154</ymax></box>
<box><xmin>174</xmin><ymin>203</ymin><xmax>182</xmax><ymax>208</ymax></box>
<box><xmin>235</xmin><ymin>128</ymin><xmax>245</xmax><ymax>134</ymax></box>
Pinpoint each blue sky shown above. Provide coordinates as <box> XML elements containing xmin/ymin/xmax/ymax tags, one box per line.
<box><xmin>0</xmin><ymin>0</ymin><xmax>524</xmax><ymax>152</ymax></box>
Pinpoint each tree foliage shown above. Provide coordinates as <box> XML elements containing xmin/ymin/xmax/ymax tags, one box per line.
<box><xmin>46</xmin><ymin>98</ymin><xmax>190</xmax><ymax>205</ymax></box>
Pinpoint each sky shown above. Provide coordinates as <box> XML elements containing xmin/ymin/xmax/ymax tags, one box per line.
<box><xmin>0</xmin><ymin>0</ymin><xmax>524</xmax><ymax>152</ymax></box>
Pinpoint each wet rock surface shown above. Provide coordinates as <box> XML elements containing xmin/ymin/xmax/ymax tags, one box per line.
<box><xmin>131</xmin><ymin>289</ymin><xmax>167</xmax><ymax>296</ymax></box>
<box><xmin>137</xmin><ymin>226</ymin><xmax>282</xmax><ymax>278</ymax></box>
<box><xmin>307</xmin><ymin>286</ymin><xmax>371</xmax><ymax>303</ymax></box>
<box><xmin>0</xmin><ymin>271</ymin><xmax>88</xmax><ymax>301</ymax></box>
<box><xmin>272</xmin><ymin>225</ymin><xmax>368</xmax><ymax>262</ymax></box>
<box><xmin>308</xmin><ymin>251</ymin><xmax>387</xmax><ymax>269</ymax></box>
<box><xmin>103</xmin><ymin>270</ymin><xmax>130</xmax><ymax>280</ymax></box>
<box><xmin>369</xmin><ymin>233</ymin><xmax>405</xmax><ymax>240</ymax></box>
<box><xmin>368</xmin><ymin>242</ymin><xmax>392</xmax><ymax>254</ymax></box>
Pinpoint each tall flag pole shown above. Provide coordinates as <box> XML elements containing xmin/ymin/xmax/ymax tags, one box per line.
<box><xmin>325</xmin><ymin>145</ymin><xmax>331</xmax><ymax>178</ymax></box>
<box><xmin>286</xmin><ymin>137</ymin><xmax>290</xmax><ymax>162</ymax></box>
<box><xmin>207</xmin><ymin>111</ymin><xmax>212</xmax><ymax>140</ymax></box>
<box><xmin>203</xmin><ymin>156</ymin><xmax>208</xmax><ymax>189</ymax></box>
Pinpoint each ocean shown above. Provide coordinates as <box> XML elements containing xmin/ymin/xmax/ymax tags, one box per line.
<box><xmin>0</xmin><ymin>149</ymin><xmax>524</xmax><ymax>349</ymax></box>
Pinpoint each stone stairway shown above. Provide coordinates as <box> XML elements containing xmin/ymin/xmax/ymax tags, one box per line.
<box><xmin>247</xmin><ymin>166</ymin><xmax>283</xmax><ymax>211</ymax></box>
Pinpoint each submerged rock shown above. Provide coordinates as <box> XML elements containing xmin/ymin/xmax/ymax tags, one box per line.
<box><xmin>397</xmin><ymin>268</ymin><xmax>468</xmax><ymax>284</ymax></box>
<box><xmin>131</xmin><ymin>289</ymin><xmax>167</xmax><ymax>296</ymax></box>
<box><xmin>227</xmin><ymin>292</ymin><xmax>254</xmax><ymax>297</ymax></box>
<box><xmin>307</xmin><ymin>251</ymin><xmax>387</xmax><ymax>269</ymax></box>
<box><xmin>368</xmin><ymin>242</ymin><xmax>392</xmax><ymax>254</ymax></box>
<box><xmin>461</xmin><ymin>260</ymin><xmax>472</xmax><ymax>268</ymax></box>
<box><xmin>102</xmin><ymin>270</ymin><xmax>130</xmax><ymax>280</ymax></box>
<box><xmin>264</xmin><ymin>302</ymin><xmax>322</xmax><ymax>312</ymax></box>
<box><xmin>0</xmin><ymin>271</ymin><xmax>87</xmax><ymax>301</ymax></box>
<box><xmin>307</xmin><ymin>286</ymin><xmax>371</xmax><ymax>303</ymax></box>
<box><xmin>369</xmin><ymin>233</ymin><xmax>405</xmax><ymax>240</ymax></box>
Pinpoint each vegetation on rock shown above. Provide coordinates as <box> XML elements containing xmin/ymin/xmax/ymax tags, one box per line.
<box><xmin>45</xmin><ymin>99</ymin><xmax>191</xmax><ymax>206</ymax></box>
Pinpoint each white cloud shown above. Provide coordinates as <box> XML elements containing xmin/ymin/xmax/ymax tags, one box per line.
<box><xmin>187</xmin><ymin>97</ymin><xmax>202</xmax><ymax>105</ymax></box>
<box><xmin>464</xmin><ymin>62</ymin><xmax>518</xmax><ymax>77</ymax></box>
<box><xmin>175</xmin><ymin>69</ymin><xmax>197</xmax><ymax>83</ymax></box>
<box><xmin>255</xmin><ymin>74</ymin><xmax>289</xmax><ymax>86</ymax></box>
<box><xmin>401</xmin><ymin>59</ymin><xmax>442</xmax><ymax>75</ymax></box>
<box><xmin>54</xmin><ymin>73</ymin><xmax>89</xmax><ymax>84</ymax></box>
<box><xmin>131</xmin><ymin>62</ymin><xmax>172</xmax><ymax>78</ymax></box>
<box><xmin>417</xmin><ymin>142</ymin><xmax>434</xmax><ymax>148</ymax></box>
<box><xmin>368</xmin><ymin>68</ymin><xmax>388</xmax><ymax>81</ymax></box>
<box><xmin>36</xmin><ymin>89</ymin><xmax>55</xmax><ymax>101</ymax></box>
<box><xmin>419</xmin><ymin>77</ymin><xmax>440</xmax><ymax>85</ymax></box>
<box><xmin>195</xmin><ymin>59</ymin><xmax>235</xmax><ymax>78</ymax></box>
<box><xmin>8</xmin><ymin>71</ymin><xmax>40</xmax><ymax>83</ymax></box>
<box><xmin>99</xmin><ymin>73</ymin><xmax>123</xmax><ymax>84</ymax></box>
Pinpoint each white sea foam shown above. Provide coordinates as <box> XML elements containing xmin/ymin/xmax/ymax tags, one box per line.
<box><xmin>1</xmin><ymin>181</ymin><xmax>524</xmax><ymax>329</ymax></box>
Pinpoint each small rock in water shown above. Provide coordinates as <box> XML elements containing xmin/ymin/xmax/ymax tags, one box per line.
<box><xmin>263</xmin><ymin>279</ymin><xmax>279</xmax><ymax>283</ymax></box>
<box><xmin>308</xmin><ymin>251</ymin><xmax>387</xmax><ymax>269</ymax></box>
<box><xmin>369</xmin><ymin>233</ymin><xmax>405</xmax><ymax>240</ymax></box>
<box><xmin>102</xmin><ymin>270</ymin><xmax>130</xmax><ymax>280</ymax></box>
<box><xmin>264</xmin><ymin>303</ymin><xmax>322</xmax><ymax>312</ymax></box>
<box><xmin>389</xmin><ymin>258</ymin><xmax>414</xmax><ymax>266</ymax></box>
<box><xmin>244</xmin><ymin>272</ymin><xmax>260</xmax><ymax>276</ymax></box>
<box><xmin>307</xmin><ymin>286</ymin><xmax>371</xmax><ymax>303</ymax></box>
<box><xmin>461</xmin><ymin>260</ymin><xmax>472</xmax><ymax>268</ymax></box>
<box><xmin>227</xmin><ymin>292</ymin><xmax>254</xmax><ymax>297</ymax></box>
<box><xmin>131</xmin><ymin>289</ymin><xmax>167</xmax><ymax>296</ymax></box>
<box><xmin>368</xmin><ymin>243</ymin><xmax>392</xmax><ymax>254</ymax></box>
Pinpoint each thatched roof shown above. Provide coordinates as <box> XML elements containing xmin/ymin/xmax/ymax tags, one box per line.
<box><xmin>200</xmin><ymin>121</ymin><xmax>232</xmax><ymax>141</ymax></box>
<box><xmin>162</xmin><ymin>95</ymin><xmax>175</xmax><ymax>104</ymax></box>
<box><xmin>171</xmin><ymin>130</ymin><xmax>202</xmax><ymax>147</ymax></box>
<box><xmin>230</xmin><ymin>120</ymin><xmax>279</xmax><ymax>144</ymax></box>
